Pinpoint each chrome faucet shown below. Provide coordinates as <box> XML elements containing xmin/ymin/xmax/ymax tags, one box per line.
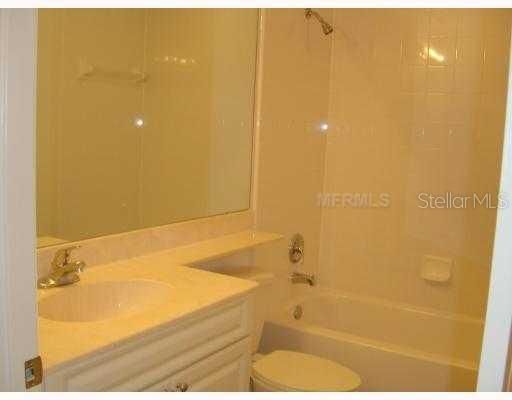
<box><xmin>37</xmin><ymin>245</ymin><xmax>86</xmax><ymax>289</ymax></box>
<box><xmin>290</xmin><ymin>271</ymin><xmax>316</xmax><ymax>286</ymax></box>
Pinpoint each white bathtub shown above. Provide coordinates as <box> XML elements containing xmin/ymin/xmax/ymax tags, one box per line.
<box><xmin>259</xmin><ymin>290</ymin><xmax>483</xmax><ymax>391</ymax></box>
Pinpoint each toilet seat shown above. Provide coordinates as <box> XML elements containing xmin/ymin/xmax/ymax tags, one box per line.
<box><xmin>252</xmin><ymin>350</ymin><xmax>361</xmax><ymax>392</ymax></box>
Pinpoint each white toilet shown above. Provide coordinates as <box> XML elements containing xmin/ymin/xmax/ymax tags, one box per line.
<box><xmin>217</xmin><ymin>266</ymin><xmax>361</xmax><ymax>392</ymax></box>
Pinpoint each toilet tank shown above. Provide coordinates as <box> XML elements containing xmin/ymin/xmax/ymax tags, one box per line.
<box><xmin>213</xmin><ymin>266</ymin><xmax>275</xmax><ymax>353</ymax></box>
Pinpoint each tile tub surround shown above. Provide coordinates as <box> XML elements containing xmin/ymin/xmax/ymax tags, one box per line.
<box><xmin>249</xmin><ymin>11</ymin><xmax>510</xmax><ymax>360</ymax></box>
<box><xmin>38</xmin><ymin>258</ymin><xmax>258</xmax><ymax>373</ymax></box>
<box><xmin>37</xmin><ymin>211</ymin><xmax>254</xmax><ymax>278</ymax></box>
<box><xmin>318</xmin><ymin>9</ymin><xmax>512</xmax><ymax>317</ymax></box>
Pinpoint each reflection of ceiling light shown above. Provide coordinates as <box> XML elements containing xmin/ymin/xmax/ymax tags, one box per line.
<box><xmin>134</xmin><ymin>117</ymin><xmax>145</xmax><ymax>128</ymax></box>
<box><xmin>319</xmin><ymin>122</ymin><xmax>329</xmax><ymax>132</ymax></box>
<box><xmin>422</xmin><ymin>46</ymin><xmax>445</xmax><ymax>63</ymax></box>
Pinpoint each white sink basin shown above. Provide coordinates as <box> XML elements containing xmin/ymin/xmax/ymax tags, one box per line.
<box><xmin>38</xmin><ymin>280</ymin><xmax>173</xmax><ymax>322</ymax></box>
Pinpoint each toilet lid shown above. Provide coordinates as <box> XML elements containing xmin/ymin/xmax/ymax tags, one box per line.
<box><xmin>252</xmin><ymin>350</ymin><xmax>361</xmax><ymax>392</ymax></box>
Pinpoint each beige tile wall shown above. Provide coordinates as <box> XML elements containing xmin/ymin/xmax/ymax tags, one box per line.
<box><xmin>318</xmin><ymin>9</ymin><xmax>512</xmax><ymax>317</ymax></box>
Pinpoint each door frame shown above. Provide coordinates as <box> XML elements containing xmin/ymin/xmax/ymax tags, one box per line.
<box><xmin>0</xmin><ymin>9</ymin><xmax>39</xmax><ymax>391</ymax></box>
<box><xmin>476</xmin><ymin>30</ymin><xmax>512</xmax><ymax>392</ymax></box>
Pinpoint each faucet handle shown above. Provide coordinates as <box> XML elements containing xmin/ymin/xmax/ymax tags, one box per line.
<box><xmin>51</xmin><ymin>245</ymin><xmax>81</xmax><ymax>269</ymax></box>
<box><xmin>289</xmin><ymin>233</ymin><xmax>305</xmax><ymax>264</ymax></box>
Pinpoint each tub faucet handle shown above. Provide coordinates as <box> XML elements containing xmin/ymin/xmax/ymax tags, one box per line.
<box><xmin>289</xmin><ymin>233</ymin><xmax>304</xmax><ymax>263</ymax></box>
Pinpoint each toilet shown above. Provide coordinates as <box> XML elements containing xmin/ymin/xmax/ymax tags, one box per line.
<box><xmin>252</xmin><ymin>350</ymin><xmax>361</xmax><ymax>391</ymax></box>
<box><xmin>215</xmin><ymin>266</ymin><xmax>361</xmax><ymax>392</ymax></box>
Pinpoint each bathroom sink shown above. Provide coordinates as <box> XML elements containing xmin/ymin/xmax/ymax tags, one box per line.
<box><xmin>38</xmin><ymin>280</ymin><xmax>173</xmax><ymax>322</ymax></box>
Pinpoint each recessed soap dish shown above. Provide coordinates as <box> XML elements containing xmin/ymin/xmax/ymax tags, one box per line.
<box><xmin>421</xmin><ymin>255</ymin><xmax>452</xmax><ymax>283</ymax></box>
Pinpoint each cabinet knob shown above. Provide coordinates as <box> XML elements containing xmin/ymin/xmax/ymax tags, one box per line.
<box><xmin>175</xmin><ymin>383</ymin><xmax>189</xmax><ymax>392</ymax></box>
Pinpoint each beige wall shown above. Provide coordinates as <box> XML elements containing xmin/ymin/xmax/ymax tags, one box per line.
<box><xmin>253</xmin><ymin>9</ymin><xmax>333</xmax><ymax>303</ymax></box>
<box><xmin>318</xmin><ymin>9</ymin><xmax>511</xmax><ymax>317</ymax></box>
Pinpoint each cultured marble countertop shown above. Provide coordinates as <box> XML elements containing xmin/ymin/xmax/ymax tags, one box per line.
<box><xmin>38</xmin><ymin>230</ymin><xmax>281</xmax><ymax>373</ymax></box>
<box><xmin>38</xmin><ymin>257</ymin><xmax>258</xmax><ymax>374</ymax></box>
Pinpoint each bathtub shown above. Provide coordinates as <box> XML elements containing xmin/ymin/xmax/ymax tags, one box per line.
<box><xmin>259</xmin><ymin>290</ymin><xmax>483</xmax><ymax>391</ymax></box>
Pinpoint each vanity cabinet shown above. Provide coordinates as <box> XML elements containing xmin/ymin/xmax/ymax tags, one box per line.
<box><xmin>144</xmin><ymin>338</ymin><xmax>250</xmax><ymax>392</ymax></box>
<box><xmin>43</xmin><ymin>297</ymin><xmax>253</xmax><ymax>391</ymax></box>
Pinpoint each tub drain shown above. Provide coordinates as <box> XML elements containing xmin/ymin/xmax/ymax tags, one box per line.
<box><xmin>293</xmin><ymin>305</ymin><xmax>303</xmax><ymax>320</ymax></box>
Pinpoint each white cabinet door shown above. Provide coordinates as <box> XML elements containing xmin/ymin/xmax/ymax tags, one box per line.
<box><xmin>145</xmin><ymin>337</ymin><xmax>251</xmax><ymax>392</ymax></box>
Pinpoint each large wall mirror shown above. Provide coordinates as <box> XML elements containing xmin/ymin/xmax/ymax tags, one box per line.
<box><xmin>36</xmin><ymin>9</ymin><xmax>259</xmax><ymax>247</ymax></box>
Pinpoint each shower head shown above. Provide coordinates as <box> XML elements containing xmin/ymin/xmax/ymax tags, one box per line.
<box><xmin>305</xmin><ymin>8</ymin><xmax>334</xmax><ymax>36</ymax></box>
<box><xmin>321</xmin><ymin>21</ymin><xmax>334</xmax><ymax>35</ymax></box>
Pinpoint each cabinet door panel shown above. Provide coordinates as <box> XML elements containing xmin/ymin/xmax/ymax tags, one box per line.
<box><xmin>145</xmin><ymin>337</ymin><xmax>251</xmax><ymax>392</ymax></box>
